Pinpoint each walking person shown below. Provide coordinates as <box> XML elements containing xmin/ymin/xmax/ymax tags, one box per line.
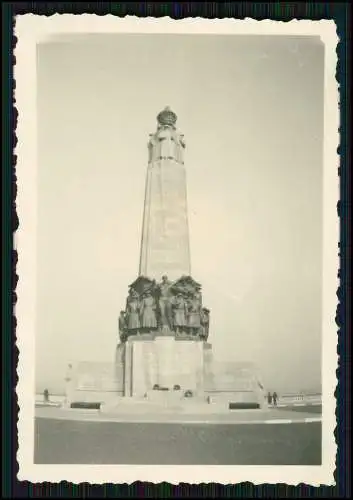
<box><xmin>64</xmin><ymin>364</ymin><xmax>74</xmax><ymax>408</ymax></box>
<box><xmin>272</xmin><ymin>391</ymin><xmax>278</xmax><ymax>407</ymax></box>
<box><xmin>43</xmin><ymin>388</ymin><xmax>49</xmax><ymax>403</ymax></box>
<box><xmin>267</xmin><ymin>391</ymin><xmax>273</xmax><ymax>406</ymax></box>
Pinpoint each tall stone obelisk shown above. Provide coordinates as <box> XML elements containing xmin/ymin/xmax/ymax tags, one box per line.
<box><xmin>139</xmin><ymin>107</ymin><xmax>191</xmax><ymax>281</ymax></box>
<box><xmin>119</xmin><ymin>107</ymin><xmax>210</xmax><ymax>399</ymax></box>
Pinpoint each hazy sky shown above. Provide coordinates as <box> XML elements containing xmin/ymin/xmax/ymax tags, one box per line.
<box><xmin>36</xmin><ymin>34</ymin><xmax>324</xmax><ymax>394</ymax></box>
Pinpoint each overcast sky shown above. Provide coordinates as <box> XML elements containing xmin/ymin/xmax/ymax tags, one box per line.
<box><xmin>35</xmin><ymin>33</ymin><xmax>324</xmax><ymax>395</ymax></box>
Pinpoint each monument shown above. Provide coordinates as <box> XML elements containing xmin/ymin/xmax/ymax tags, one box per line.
<box><xmin>68</xmin><ymin>107</ymin><xmax>265</xmax><ymax>411</ymax></box>
<box><xmin>119</xmin><ymin>107</ymin><xmax>209</xmax><ymax>400</ymax></box>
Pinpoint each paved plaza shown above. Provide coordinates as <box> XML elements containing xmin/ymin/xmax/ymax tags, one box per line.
<box><xmin>34</xmin><ymin>405</ymin><xmax>322</xmax><ymax>465</ymax></box>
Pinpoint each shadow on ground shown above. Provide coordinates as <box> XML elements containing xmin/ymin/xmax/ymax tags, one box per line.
<box><xmin>277</xmin><ymin>405</ymin><xmax>322</xmax><ymax>414</ymax></box>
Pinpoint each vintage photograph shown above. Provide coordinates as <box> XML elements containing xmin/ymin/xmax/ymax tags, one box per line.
<box><xmin>15</xmin><ymin>16</ymin><xmax>338</xmax><ymax>485</ymax></box>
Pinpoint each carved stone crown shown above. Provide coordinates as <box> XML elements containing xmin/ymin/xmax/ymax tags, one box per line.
<box><xmin>157</xmin><ymin>106</ymin><xmax>177</xmax><ymax>127</ymax></box>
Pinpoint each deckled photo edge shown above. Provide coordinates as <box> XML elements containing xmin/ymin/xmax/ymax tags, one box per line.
<box><xmin>13</xmin><ymin>15</ymin><xmax>339</xmax><ymax>486</ymax></box>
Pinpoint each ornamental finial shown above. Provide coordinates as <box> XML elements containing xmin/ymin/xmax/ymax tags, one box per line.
<box><xmin>157</xmin><ymin>106</ymin><xmax>177</xmax><ymax>127</ymax></box>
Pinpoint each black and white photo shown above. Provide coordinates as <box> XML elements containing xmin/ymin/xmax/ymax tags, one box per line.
<box><xmin>15</xmin><ymin>15</ymin><xmax>338</xmax><ymax>485</ymax></box>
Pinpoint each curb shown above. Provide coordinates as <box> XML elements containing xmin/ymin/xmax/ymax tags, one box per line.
<box><xmin>264</xmin><ymin>417</ymin><xmax>321</xmax><ymax>424</ymax></box>
<box><xmin>35</xmin><ymin>413</ymin><xmax>322</xmax><ymax>425</ymax></box>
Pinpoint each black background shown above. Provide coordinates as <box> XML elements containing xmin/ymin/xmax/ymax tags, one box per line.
<box><xmin>2</xmin><ymin>2</ymin><xmax>351</xmax><ymax>498</ymax></box>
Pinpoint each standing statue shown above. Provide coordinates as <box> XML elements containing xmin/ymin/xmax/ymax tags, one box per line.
<box><xmin>172</xmin><ymin>293</ymin><xmax>188</xmax><ymax>335</ymax></box>
<box><xmin>118</xmin><ymin>310</ymin><xmax>127</xmax><ymax>342</ymax></box>
<box><xmin>200</xmin><ymin>307</ymin><xmax>210</xmax><ymax>340</ymax></box>
<box><xmin>125</xmin><ymin>289</ymin><xmax>141</xmax><ymax>333</ymax></box>
<box><xmin>187</xmin><ymin>293</ymin><xmax>202</xmax><ymax>336</ymax></box>
<box><xmin>158</xmin><ymin>275</ymin><xmax>174</xmax><ymax>329</ymax></box>
<box><xmin>194</xmin><ymin>286</ymin><xmax>203</xmax><ymax>307</ymax></box>
<box><xmin>140</xmin><ymin>290</ymin><xmax>157</xmax><ymax>330</ymax></box>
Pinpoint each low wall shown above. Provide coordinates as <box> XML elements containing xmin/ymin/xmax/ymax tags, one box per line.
<box><xmin>35</xmin><ymin>392</ymin><xmax>323</xmax><ymax>408</ymax></box>
<box><xmin>206</xmin><ymin>390</ymin><xmax>266</xmax><ymax>409</ymax></box>
<box><xmin>70</xmin><ymin>389</ymin><xmax>124</xmax><ymax>404</ymax></box>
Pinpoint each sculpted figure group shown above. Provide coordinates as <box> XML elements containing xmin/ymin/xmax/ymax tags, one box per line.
<box><xmin>119</xmin><ymin>275</ymin><xmax>210</xmax><ymax>342</ymax></box>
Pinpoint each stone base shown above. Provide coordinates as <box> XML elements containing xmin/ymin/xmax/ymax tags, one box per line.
<box><xmin>68</xmin><ymin>361</ymin><xmax>123</xmax><ymax>405</ymax></box>
<box><xmin>205</xmin><ymin>361</ymin><xmax>267</xmax><ymax>409</ymax></box>
<box><xmin>206</xmin><ymin>391</ymin><xmax>265</xmax><ymax>408</ymax></box>
<box><xmin>65</xmin><ymin>344</ymin><xmax>265</xmax><ymax>411</ymax></box>
<box><xmin>99</xmin><ymin>393</ymin><xmax>264</xmax><ymax>415</ymax></box>
<box><xmin>124</xmin><ymin>336</ymin><xmax>205</xmax><ymax>397</ymax></box>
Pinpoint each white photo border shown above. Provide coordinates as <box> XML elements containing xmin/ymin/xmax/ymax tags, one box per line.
<box><xmin>14</xmin><ymin>15</ymin><xmax>339</xmax><ymax>486</ymax></box>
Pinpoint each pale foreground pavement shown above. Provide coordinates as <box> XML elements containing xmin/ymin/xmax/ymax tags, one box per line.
<box><xmin>36</xmin><ymin>405</ymin><xmax>321</xmax><ymax>425</ymax></box>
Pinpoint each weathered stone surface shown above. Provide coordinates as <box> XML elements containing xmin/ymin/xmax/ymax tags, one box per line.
<box><xmin>70</xmin><ymin>361</ymin><xmax>123</xmax><ymax>404</ymax></box>
<box><xmin>204</xmin><ymin>361</ymin><xmax>267</xmax><ymax>408</ymax></box>
<box><xmin>124</xmin><ymin>336</ymin><xmax>204</xmax><ymax>397</ymax></box>
<box><xmin>203</xmin><ymin>342</ymin><xmax>214</xmax><ymax>390</ymax></box>
<box><xmin>139</xmin><ymin>109</ymin><xmax>191</xmax><ymax>282</ymax></box>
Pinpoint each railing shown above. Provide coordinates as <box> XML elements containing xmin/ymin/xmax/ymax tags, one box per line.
<box><xmin>277</xmin><ymin>393</ymin><xmax>322</xmax><ymax>405</ymax></box>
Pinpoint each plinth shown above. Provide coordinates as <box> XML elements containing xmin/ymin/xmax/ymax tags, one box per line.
<box><xmin>69</xmin><ymin>361</ymin><xmax>123</xmax><ymax>405</ymax></box>
<box><xmin>124</xmin><ymin>335</ymin><xmax>205</xmax><ymax>398</ymax></box>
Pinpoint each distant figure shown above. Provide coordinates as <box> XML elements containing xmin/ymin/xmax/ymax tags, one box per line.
<box><xmin>64</xmin><ymin>363</ymin><xmax>74</xmax><ymax>408</ymax></box>
<box><xmin>267</xmin><ymin>392</ymin><xmax>273</xmax><ymax>405</ymax></box>
<box><xmin>272</xmin><ymin>391</ymin><xmax>278</xmax><ymax>406</ymax></box>
<box><xmin>43</xmin><ymin>388</ymin><xmax>49</xmax><ymax>403</ymax></box>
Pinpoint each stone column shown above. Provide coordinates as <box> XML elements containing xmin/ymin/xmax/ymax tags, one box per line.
<box><xmin>139</xmin><ymin>107</ymin><xmax>191</xmax><ymax>281</ymax></box>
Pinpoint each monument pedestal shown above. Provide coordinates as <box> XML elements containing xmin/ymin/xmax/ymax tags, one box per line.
<box><xmin>69</xmin><ymin>361</ymin><xmax>123</xmax><ymax>405</ymax></box>
<box><xmin>205</xmin><ymin>361</ymin><xmax>267</xmax><ymax>409</ymax></box>
<box><xmin>124</xmin><ymin>335</ymin><xmax>205</xmax><ymax>398</ymax></box>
